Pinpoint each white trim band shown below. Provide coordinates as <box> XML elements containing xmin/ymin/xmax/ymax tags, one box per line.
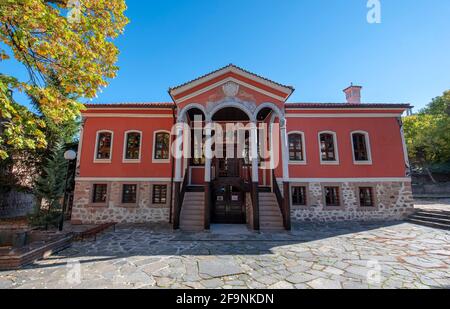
<box><xmin>284</xmin><ymin>177</ymin><xmax>412</xmax><ymax>183</ymax></box>
<box><xmin>83</xmin><ymin>113</ymin><xmax>173</xmax><ymax>118</ymax></box>
<box><xmin>286</xmin><ymin>113</ymin><xmax>403</xmax><ymax>118</ymax></box>
<box><xmin>76</xmin><ymin>177</ymin><xmax>172</xmax><ymax>182</ymax></box>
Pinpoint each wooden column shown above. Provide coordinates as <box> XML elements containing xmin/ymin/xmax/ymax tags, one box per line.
<box><xmin>173</xmin><ymin>182</ymin><xmax>181</xmax><ymax>230</ymax></box>
<box><xmin>173</xmin><ymin>122</ymin><xmax>184</xmax><ymax>230</ymax></box>
<box><xmin>283</xmin><ymin>182</ymin><xmax>291</xmax><ymax>231</ymax></box>
<box><xmin>252</xmin><ymin>182</ymin><xmax>260</xmax><ymax>231</ymax></box>
<box><xmin>204</xmin><ymin>122</ymin><xmax>212</xmax><ymax>230</ymax></box>
<box><xmin>250</xmin><ymin>122</ymin><xmax>260</xmax><ymax>231</ymax></box>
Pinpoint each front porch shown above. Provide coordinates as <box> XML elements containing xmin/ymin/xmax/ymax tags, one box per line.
<box><xmin>171</xmin><ymin>104</ymin><xmax>292</xmax><ymax>232</ymax></box>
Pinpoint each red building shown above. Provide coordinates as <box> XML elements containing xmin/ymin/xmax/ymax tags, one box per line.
<box><xmin>72</xmin><ymin>65</ymin><xmax>414</xmax><ymax>231</ymax></box>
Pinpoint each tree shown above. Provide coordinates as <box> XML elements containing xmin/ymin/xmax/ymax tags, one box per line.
<box><xmin>34</xmin><ymin>142</ymin><xmax>67</xmax><ymax>211</ymax></box>
<box><xmin>0</xmin><ymin>0</ymin><xmax>128</xmax><ymax>158</ymax></box>
<box><xmin>403</xmin><ymin>90</ymin><xmax>450</xmax><ymax>182</ymax></box>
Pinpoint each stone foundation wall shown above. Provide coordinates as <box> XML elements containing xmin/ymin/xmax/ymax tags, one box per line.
<box><xmin>71</xmin><ymin>181</ymin><xmax>171</xmax><ymax>224</ymax></box>
<box><xmin>290</xmin><ymin>181</ymin><xmax>414</xmax><ymax>222</ymax></box>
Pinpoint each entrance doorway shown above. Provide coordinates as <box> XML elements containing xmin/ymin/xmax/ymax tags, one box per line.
<box><xmin>212</xmin><ymin>185</ymin><xmax>246</xmax><ymax>224</ymax></box>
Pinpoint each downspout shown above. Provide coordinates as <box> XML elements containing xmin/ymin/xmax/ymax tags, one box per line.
<box><xmin>169</xmin><ymin>106</ymin><xmax>177</xmax><ymax>224</ymax></box>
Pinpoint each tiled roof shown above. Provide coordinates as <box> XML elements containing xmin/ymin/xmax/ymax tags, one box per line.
<box><xmin>84</xmin><ymin>103</ymin><xmax>175</xmax><ymax>109</ymax></box>
<box><xmin>285</xmin><ymin>103</ymin><xmax>412</xmax><ymax>109</ymax></box>
<box><xmin>84</xmin><ymin>102</ymin><xmax>412</xmax><ymax>110</ymax></box>
<box><xmin>169</xmin><ymin>64</ymin><xmax>295</xmax><ymax>92</ymax></box>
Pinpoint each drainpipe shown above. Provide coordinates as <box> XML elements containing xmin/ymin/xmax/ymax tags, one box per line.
<box><xmin>169</xmin><ymin>106</ymin><xmax>177</xmax><ymax>224</ymax></box>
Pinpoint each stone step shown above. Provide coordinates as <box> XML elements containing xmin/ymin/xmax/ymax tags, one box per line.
<box><xmin>409</xmin><ymin>215</ymin><xmax>450</xmax><ymax>225</ymax></box>
<box><xmin>259</xmin><ymin>202</ymin><xmax>279</xmax><ymax>206</ymax></box>
<box><xmin>180</xmin><ymin>225</ymin><xmax>204</xmax><ymax>232</ymax></box>
<box><xmin>260</xmin><ymin>224</ymin><xmax>284</xmax><ymax>230</ymax></box>
<box><xmin>414</xmin><ymin>211</ymin><xmax>450</xmax><ymax>220</ymax></box>
<box><xmin>181</xmin><ymin>213</ymin><xmax>204</xmax><ymax>221</ymax></box>
<box><xmin>406</xmin><ymin>218</ymin><xmax>450</xmax><ymax>231</ymax></box>
<box><xmin>183</xmin><ymin>203</ymin><xmax>204</xmax><ymax>208</ymax></box>
<box><xmin>180</xmin><ymin>218</ymin><xmax>203</xmax><ymax>225</ymax></box>
<box><xmin>183</xmin><ymin>198</ymin><xmax>205</xmax><ymax>202</ymax></box>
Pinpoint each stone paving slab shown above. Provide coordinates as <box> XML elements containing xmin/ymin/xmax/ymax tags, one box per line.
<box><xmin>0</xmin><ymin>221</ymin><xmax>449</xmax><ymax>289</ymax></box>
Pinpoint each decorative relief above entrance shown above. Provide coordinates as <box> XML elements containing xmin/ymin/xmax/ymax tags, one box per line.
<box><xmin>222</xmin><ymin>81</ymin><xmax>240</xmax><ymax>97</ymax></box>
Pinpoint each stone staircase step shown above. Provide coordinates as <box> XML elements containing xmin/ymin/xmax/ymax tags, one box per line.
<box><xmin>258</xmin><ymin>192</ymin><xmax>285</xmax><ymax>231</ymax></box>
<box><xmin>180</xmin><ymin>192</ymin><xmax>205</xmax><ymax>232</ymax></box>
<box><xmin>409</xmin><ymin>215</ymin><xmax>450</xmax><ymax>225</ymax></box>
<box><xmin>414</xmin><ymin>211</ymin><xmax>450</xmax><ymax>220</ymax></box>
<box><xmin>406</xmin><ymin>218</ymin><xmax>450</xmax><ymax>231</ymax></box>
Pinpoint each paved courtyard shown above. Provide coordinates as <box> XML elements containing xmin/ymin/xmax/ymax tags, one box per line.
<box><xmin>1</xmin><ymin>220</ymin><xmax>449</xmax><ymax>289</ymax></box>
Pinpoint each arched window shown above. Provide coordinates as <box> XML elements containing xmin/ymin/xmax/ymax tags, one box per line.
<box><xmin>288</xmin><ymin>132</ymin><xmax>306</xmax><ymax>163</ymax></box>
<box><xmin>95</xmin><ymin>131</ymin><xmax>113</xmax><ymax>161</ymax></box>
<box><xmin>153</xmin><ymin>131</ymin><xmax>170</xmax><ymax>161</ymax></box>
<box><xmin>352</xmin><ymin>131</ymin><xmax>372</xmax><ymax>163</ymax></box>
<box><xmin>319</xmin><ymin>132</ymin><xmax>338</xmax><ymax>163</ymax></box>
<box><xmin>124</xmin><ymin>131</ymin><xmax>142</xmax><ymax>161</ymax></box>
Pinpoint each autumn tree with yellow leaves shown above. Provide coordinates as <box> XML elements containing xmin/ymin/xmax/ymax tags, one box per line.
<box><xmin>0</xmin><ymin>0</ymin><xmax>129</xmax><ymax>159</ymax></box>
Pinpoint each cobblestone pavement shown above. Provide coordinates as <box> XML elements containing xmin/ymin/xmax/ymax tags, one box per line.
<box><xmin>0</xmin><ymin>222</ymin><xmax>449</xmax><ymax>289</ymax></box>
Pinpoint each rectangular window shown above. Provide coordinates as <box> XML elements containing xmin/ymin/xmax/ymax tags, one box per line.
<box><xmin>96</xmin><ymin>132</ymin><xmax>112</xmax><ymax>160</ymax></box>
<box><xmin>122</xmin><ymin>184</ymin><xmax>137</xmax><ymax>204</ymax></box>
<box><xmin>125</xmin><ymin>132</ymin><xmax>141</xmax><ymax>160</ymax></box>
<box><xmin>325</xmin><ymin>186</ymin><xmax>340</xmax><ymax>206</ymax></box>
<box><xmin>359</xmin><ymin>187</ymin><xmax>374</xmax><ymax>207</ymax></box>
<box><xmin>292</xmin><ymin>186</ymin><xmax>307</xmax><ymax>206</ymax></box>
<box><xmin>289</xmin><ymin>134</ymin><xmax>304</xmax><ymax>161</ymax></box>
<box><xmin>152</xmin><ymin>185</ymin><xmax>167</xmax><ymax>204</ymax></box>
<box><xmin>154</xmin><ymin>132</ymin><xmax>170</xmax><ymax>160</ymax></box>
<box><xmin>92</xmin><ymin>184</ymin><xmax>107</xmax><ymax>203</ymax></box>
<box><xmin>320</xmin><ymin>133</ymin><xmax>336</xmax><ymax>161</ymax></box>
<box><xmin>353</xmin><ymin>133</ymin><xmax>369</xmax><ymax>161</ymax></box>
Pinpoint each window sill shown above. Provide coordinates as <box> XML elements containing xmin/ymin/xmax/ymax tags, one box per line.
<box><xmin>122</xmin><ymin>160</ymin><xmax>141</xmax><ymax>164</ymax></box>
<box><xmin>87</xmin><ymin>203</ymin><xmax>108</xmax><ymax>208</ymax></box>
<box><xmin>289</xmin><ymin>161</ymin><xmax>307</xmax><ymax>166</ymax></box>
<box><xmin>357</xmin><ymin>206</ymin><xmax>378</xmax><ymax>211</ymax></box>
<box><xmin>353</xmin><ymin>161</ymin><xmax>373</xmax><ymax>165</ymax></box>
<box><xmin>324</xmin><ymin>205</ymin><xmax>345</xmax><ymax>211</ymax></box>
<box><xmin>94</xmin><ymin>160</ymin><xmax>112</xmax><ymax>164</ymax></box>
<box><xmin>118</xmin><ymin>203</ymin><xmax>138</xmax><ymax>208</ymax></box>
<box><xmin>320</xmin><ymin>161</ymin><xmax>340</xmax><ymax>166</ymax></box>
<box><xmin>152</xmin><ymin>159</ymin><xmax>170</xmax><ymax>164</ymax></box>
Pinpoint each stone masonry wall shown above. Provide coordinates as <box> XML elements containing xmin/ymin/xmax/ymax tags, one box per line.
<box><xmin>291</xmin><ymin>181</ymin><xmax>414</xmax><ymax>222</ymax></box>
<box><xmin>71</xmin><ymin>181</ymin><xmax>171</xmax><ymax>224</ymax></box>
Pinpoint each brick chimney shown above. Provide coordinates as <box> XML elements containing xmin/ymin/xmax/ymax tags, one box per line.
<box><xmin>343</xmin><ymin>83</ymin><xmax>362</xmax><ymax>104</ymax></box>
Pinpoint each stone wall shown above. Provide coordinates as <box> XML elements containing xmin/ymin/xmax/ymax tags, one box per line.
<box><xmin>290</xmin><ymin>181</ymin><xmax>414</xmax><ymax>222</ymax></box>
<box><xmin>0</xmin><ymin>190</ymin><xmax>35</xmax><ymax>219</ymax></box>
<box><xmin>71</xmin><ymin>181</ymin><xmax>171</xmax><ymax>224</ymax></box>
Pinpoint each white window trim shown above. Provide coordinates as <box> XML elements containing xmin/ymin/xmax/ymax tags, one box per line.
<box><xmin>93</xmin><ymin>130</ymin><xmax>114</xmax><ymax>163</ymax></box>
<box><xmin>152</xmin><ymin>130</ymin><xmax>171</xmax><ymax>163</ymax></box>
<box><xmin>351</xmin><ymin>131</ymin><xmax>373</xmax><ymax>165</ymax></box>
<box><xmin>123</xmin><ymin>130</ymin><xmax>142</xmax><ymax>163</ymax></box>
<box><xmin>318</xmin><ymin>131</ymin><xmax>340</xmax><ymax>165</ymax></box>
<box><xmin>288</xmin><ymin>131</ymin><xmax>307</xmax><ymax>165</ymax></box>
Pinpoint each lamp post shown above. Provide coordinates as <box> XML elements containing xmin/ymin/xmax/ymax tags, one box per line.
<box><xmin>59</xmin><ymin>150</ymin><xmax>77</xmax><ymax>232</ymax></box>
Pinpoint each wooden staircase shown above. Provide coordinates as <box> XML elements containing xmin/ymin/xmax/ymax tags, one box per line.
<box><xmin>258</xmin><ymin>192</ymin><xmax>284</xmax><ymax>231</ymax></box>
<box><xmin>179</xmin><ymin>192</ymin><xmax>205</xmax><ymax>232</ymax></box>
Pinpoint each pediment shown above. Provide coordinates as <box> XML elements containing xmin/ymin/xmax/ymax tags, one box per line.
<box><xmin>169</xmin><ymin>64</ymin><xmax>294</xmax><ymax>104</ymax></box>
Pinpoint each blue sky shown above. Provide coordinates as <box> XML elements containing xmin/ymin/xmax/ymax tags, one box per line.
<box><xmin>2</xmin><ymin>0</ymin><xmax>450</xmax><ymax>112</ymax></box>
